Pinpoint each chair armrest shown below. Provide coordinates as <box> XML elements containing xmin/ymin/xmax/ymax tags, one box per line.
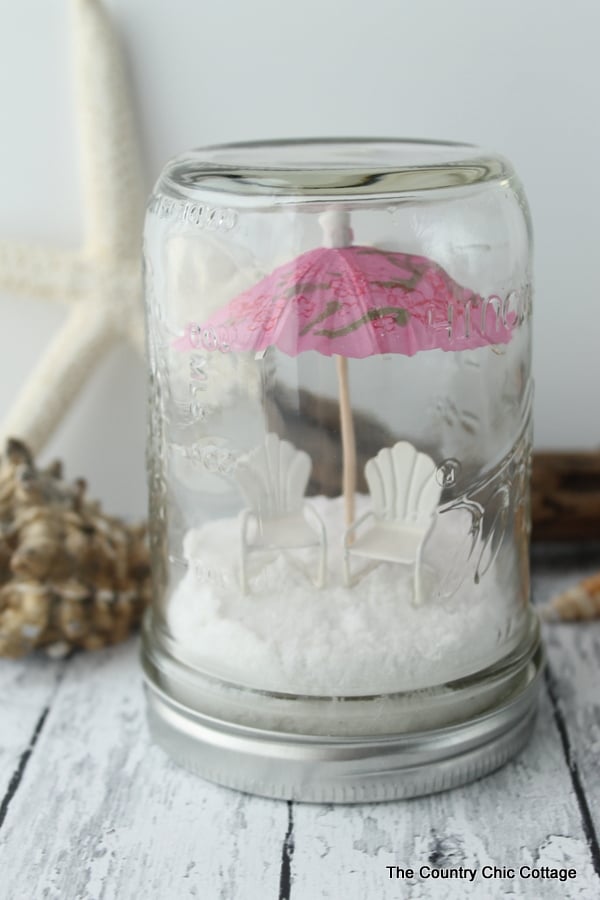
<box><xmin>303</xmin><ymin>501</ymin><xmax>326</xmax><ymax>542</ymax></box>
<box><xmin>343</xmin><ymin>510</ymin><xmax>374</xmax><ymax>549</ymax></box>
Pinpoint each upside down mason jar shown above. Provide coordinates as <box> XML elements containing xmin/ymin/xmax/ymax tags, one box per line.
<box><xmin>141</xmin><ymin>139</ymin><xmax>541</xmax><ymax>802</ymax></box>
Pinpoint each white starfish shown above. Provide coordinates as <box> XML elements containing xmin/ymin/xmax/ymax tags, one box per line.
<box><xmin>0</xmin><ymin>0</ymin><xmax>145</xmax><ymax>454</ymax></box>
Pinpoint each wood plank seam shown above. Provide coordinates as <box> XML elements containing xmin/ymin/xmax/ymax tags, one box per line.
<box><xmin>278</xmin><ymin>800</ymin><xmax>295</xmax><ymax>900</ymax></box>
<box><xmin>0</xmin><ymin>705</ymin><xmax>49</xmax><ymax>830</ymax></box>
<box><xmin>0</xmin><ymin>656</ymin><xmax>70</xmax><ymax>832</ymax></box>
<box><xmin>544</xmin><ymin>663</ymin><xmax>600</xmax><ymax>877</ymax></box>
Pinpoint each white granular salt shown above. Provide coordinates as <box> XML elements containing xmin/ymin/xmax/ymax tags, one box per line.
<box><xmin>168</xmin><ymin>495</ymin><xmax>519</xmax><ymax>697</ymax></box>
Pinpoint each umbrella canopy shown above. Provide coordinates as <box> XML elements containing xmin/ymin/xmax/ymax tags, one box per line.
<box><xmin>175</xmin><ymin>246</ymin><xmax>512</xmax><ymax>357</ymax></box>
<box><xmin>175</xmin><ymin>216</ymin><xmax>514</xmax><ymax>528</ymax></box>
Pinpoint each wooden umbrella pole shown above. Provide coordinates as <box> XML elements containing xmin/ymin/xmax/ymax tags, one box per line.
<box><xmin>335</xmin><ymin>354</ymin><xmax>356</xmax><ymax>527</ymax></box>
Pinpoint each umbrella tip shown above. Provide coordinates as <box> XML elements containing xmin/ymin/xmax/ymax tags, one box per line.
<box><xmin>319</xmin><ymin>209</ymin><xmax>353</xmax><ymax>248</ymax></box>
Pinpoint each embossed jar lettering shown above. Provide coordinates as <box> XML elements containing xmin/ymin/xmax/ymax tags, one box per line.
<box><xmin>142</xmin><ymin>139</ymin><xmax>540</xmax><ymax>803</ymax></box>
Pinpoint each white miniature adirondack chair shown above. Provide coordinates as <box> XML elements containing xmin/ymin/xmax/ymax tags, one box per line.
<box><xmin>235</xmin><ymin>433</ymin><xmax>327</xmax><ymax>593</ymax></box>
<box><xmin>343</xmin><ymin>441</ymin><xmax>442</xmax><ymax>604</ymax></box>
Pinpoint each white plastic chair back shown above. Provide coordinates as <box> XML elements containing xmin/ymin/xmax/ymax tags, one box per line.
<box><xmin>364</xmin><ymin>441</ymin><xmax>441</xmax><ymax>526</ymax></box>
<box><xmin>236</xmin><ymin>433</ymin><xmax>311</xmax><ymax>518</ymax></box>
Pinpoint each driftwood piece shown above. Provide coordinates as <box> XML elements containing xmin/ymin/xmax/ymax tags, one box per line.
<box><xmin>532</xmin><ymin>450</ymin><xmax>600</xmax><ymax>542</ymax></box>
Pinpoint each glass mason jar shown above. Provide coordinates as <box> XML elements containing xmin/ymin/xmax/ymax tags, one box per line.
<box><xmin>142</xmin><ymin>139</ymin><xmax>541</xmax><ymax>802</ymax></box>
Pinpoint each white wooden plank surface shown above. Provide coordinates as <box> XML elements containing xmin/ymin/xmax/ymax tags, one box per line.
<box><xmin>0</xmin><ymin>641</ymin><xmax>287</xmax><ymax>900</ymax></box>
<box><xmin>290</xmin><ymin>689</ymin><xmax>599</xmax><ymax>899</ymax></box>
<box><xmin>0</xmin><ymin>655</ymin><xmax>65</xmax><ymax>815</ymax></box>
<box><xmin>532</xmin><ymin>550</ymin><xmax>600</xmax><ymax>852</ymax></box>
<box><xmin>0</xmin><ymin>551</ymin><xmax>598</xmax><ymax>900</ymax></box>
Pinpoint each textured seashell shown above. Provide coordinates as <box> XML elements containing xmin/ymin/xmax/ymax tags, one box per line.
<box><xmin>542</xmin><ymin>572</ymin><xmax>600</xmax><ymax>621</ymax></box>
<box><xmin>0</xmin><ymin>582</ymin><xmax>51</xmax><ymax>657</ymax></box>
<box><xmin>0</xmin><ymin>439</ymin><xmax>32</xmax><ymax>521</ymax></box>
<box><xmin>0</xmin><ymin>439</ymin><xmax>150</xmax><ymax>658</ymax></box>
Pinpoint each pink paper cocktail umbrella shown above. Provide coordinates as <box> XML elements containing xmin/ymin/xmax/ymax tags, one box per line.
<box><xmin>176</xmin><ymin>212</ymin><xmax>514</xmax><ymax>526</ymax></box>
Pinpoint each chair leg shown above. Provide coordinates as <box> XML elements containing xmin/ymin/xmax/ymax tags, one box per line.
<box><xmin>413</xmin><ymin>565</ymin><xmax>421</xmax><ymax>606</ymax></box>
<box><xmin>413</xmin><ymin>545</ymin><xmax>424</xmax><ymax>607</ymax></box>
<box><xmin>343</xmin><ymin>549</ymin><xmax>352</xmax><ymax>587</ymax></box>
<box><xmin>316</xmin><ymin>541</ymin><xmax>327</xmax><ymax>589</ymax></box>
<box><xmin>343</xmin><ymin>550</ymin><xmax>376</xmax><ymax>587</ymax></box>
<box><xmin>240</xmin><ymin>542</ymin><xmax>249</xmax><ymax>594</ymax></box>
<box><xmin>306</xmin><ymin>505</ymin><xmax>327</xmax><ymax>589</ymax></box>
<box><xmin>239</xmin><ymin>509</ymin><xmax>254</xmax><ymax>595</ymax></box>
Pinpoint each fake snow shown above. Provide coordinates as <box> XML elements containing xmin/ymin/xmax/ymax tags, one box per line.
<box><xmin>168</xmin><ymin>495</ymin><xmax>521</xmax><ymax>697</ymax></box>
